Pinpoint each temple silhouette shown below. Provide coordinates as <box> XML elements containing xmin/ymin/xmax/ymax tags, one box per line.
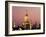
<box><xmin>19</xmin><ymin>10</ymin><xmax>32</xmax><ymax>30</ymax></box>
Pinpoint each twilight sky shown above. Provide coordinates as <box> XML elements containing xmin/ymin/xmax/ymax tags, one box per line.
<box><xmin>12</xmin><ymin>6</ymin><xmax>41</xmax><ymax>26</ymax></box>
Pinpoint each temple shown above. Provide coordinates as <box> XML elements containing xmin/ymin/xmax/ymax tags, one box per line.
<box><xmin>19</xmin><ymin>9</ymin><xmax>32</xmax><ymax>30</ymax></box>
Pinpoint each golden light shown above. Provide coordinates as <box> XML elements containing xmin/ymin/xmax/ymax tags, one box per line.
<box><xmin>24</xmin><ymin>16</ymin><xmax>28</xmax><ymax>22</ymax></box>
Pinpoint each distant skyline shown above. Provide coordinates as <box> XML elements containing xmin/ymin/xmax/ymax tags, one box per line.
<box><xmin>12</xmin><ymin>6</ymin><xmax>41</xmax><ymax>26</ymax></box>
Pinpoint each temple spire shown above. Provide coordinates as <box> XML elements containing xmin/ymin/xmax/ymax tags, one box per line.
<box><xmin>26</xmin><ymin>9</ymin><xmax>28</xmax><ymax>16</ymax></box>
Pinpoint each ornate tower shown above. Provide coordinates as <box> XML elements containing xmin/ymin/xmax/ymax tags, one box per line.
<box><xmin>21</xmin><ymin>9</ymin><xmax>32</xmax><ymax>30</ymax></box>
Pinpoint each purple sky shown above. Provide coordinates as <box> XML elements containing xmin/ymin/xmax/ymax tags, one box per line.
<box><xmin>12</xmin><ymin>6</ymin><xmax>41</xmax><ymax>26</ymax></box>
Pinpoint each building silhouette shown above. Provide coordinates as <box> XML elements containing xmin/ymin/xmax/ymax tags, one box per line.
<box><xmin>20</xmin><ymin>9</ymin><xmax>32</xmax><ymax>30</ymax></box>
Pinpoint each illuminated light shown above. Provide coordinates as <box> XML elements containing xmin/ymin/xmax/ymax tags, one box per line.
<box><xmin>13</xmin><ymin>22</ymin><xmax>16</xmax><ymax>28</ymax></box>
